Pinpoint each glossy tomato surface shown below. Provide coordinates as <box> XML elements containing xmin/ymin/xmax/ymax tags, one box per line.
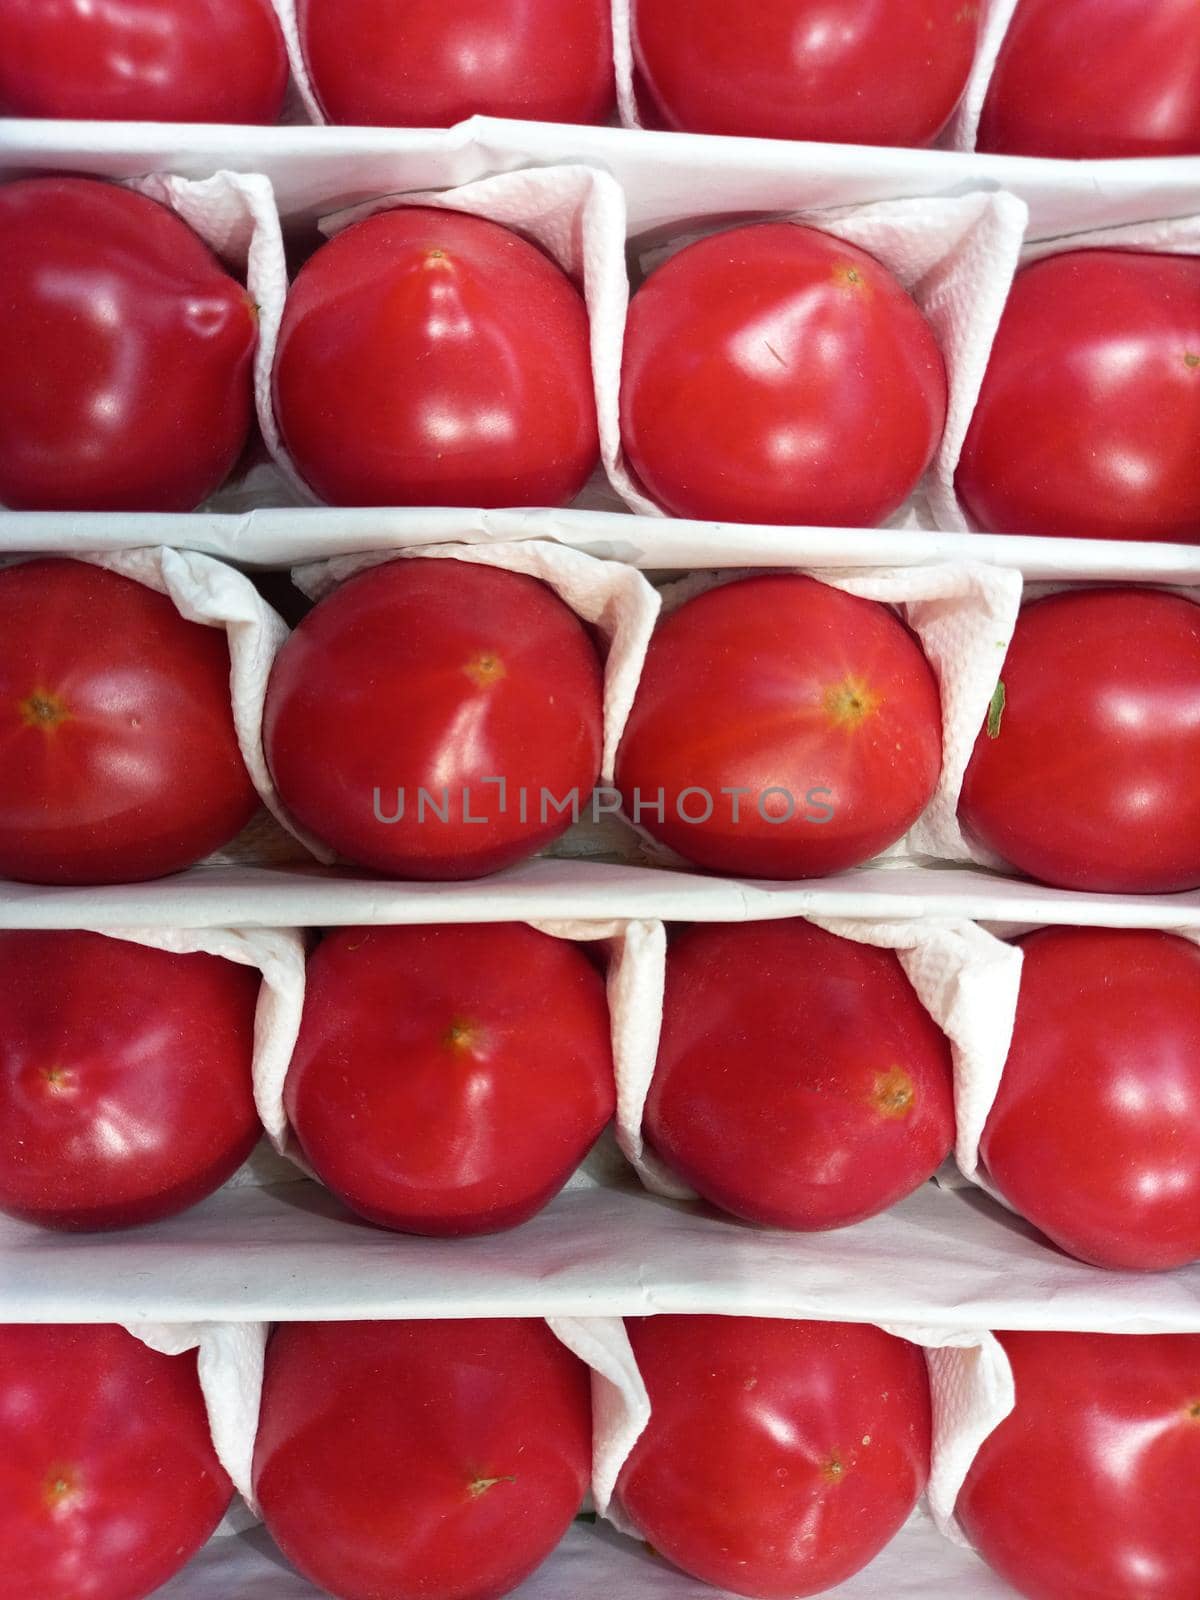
<box><xmin>264</xmin><ymin>559</ymin><xmax>603</xmax><ymax>879</ymax></box>
<box><xmin>255</xmin><ymin>1319</ymin><xmax>591</xmax><ymax>1600</ymax></box>
<box><xmin>0</xmin><ymin>1323</ymin><xmax>232</xmax><ymax>1600</ymax></box>
<box><xmin>0</xmin><ymin>931</ymin><xmax>260</xmax><ymax>1231</ymax></box>
<box><xmin>633</xmin><ymin>0</ymin><xmax>979</xmax><ymax>145</ymax></box>
<box><xmin>621</xmin><ymin>223</ymin><xmax>946</xmax><ymax>526</ymax></box>
<box><xmin>286</xmin><ymin>923</ymin><xmax>615</xmax><ymax>1234</ymax></box>
<box><xmin>0</xmin><ymin>0</ymin><xmax>288</xmax><ymax>123</ymax></box>
<box><xmin>982</xmin><ymin>928</ymin><xmax>1200</xmax><ymax>1271</ymax></box>
<box><xmin>959</xmin><ymin>1330</ymin><xmax>1200</xmax><ymax>1600</ymax></box>
<box><xmin>614</xmin><ymin>575</ymin><xmax>942</xmax><ymax>878</ymax></box>
<box><xmin>959</xmin><ymin>588</ymin><xmax>1200</xmax><ymax>893</ymax></box>
<box><xmin>0</xmin><ymin>178</ymin><xmax>257</xmax><ymax>512</ymax></box>
<box><xmin>274</xmin><ymin>207</ymin><xmax>598</xmax><ymax>508</ymax></box>
<box><xmin>619</xmin><ymin>1316</ymin><xmax>931</xmax><ymax>1598</ymax></box>
<box><xmin>957</xmin><ymin>251</ymin><xmax>1200</xmax><ymax>542</ymax></box>
<box><xmin>0</xmin><ymin>560</ymin><xmax>259</xmax><ymax>885</ymax></box>
<box><xmin>298</xmin><ymin>0</ymin><xmax>614</xmax><ymax>126</ymax></box>
<box><xmin>648</xmin><ymin>921</ymin><xmax>954</xmax><ymax>1228</ymax></box>
<box><xmin>977</xmin><ymin>0</ymin><xmax>1200</xmax><ymax>158</ymax></box>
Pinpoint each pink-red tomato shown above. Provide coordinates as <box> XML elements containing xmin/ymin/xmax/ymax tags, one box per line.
<box><xmin>982</xmin><ymin>927</ymin><xmax>1200</xmax><ymax>1272</ymax></box>
<box><xmin>621</xmin><ymin>223</ymin><xmax>946</xmax><ymax>526</ymax></box>
<box><xmin>959</xmin><ymin>588</ymin><xmax>1200</xmax><ymax>893</ymax></box>
<box><xmin>0</xmin><ymin>0</ymin><xmax>288</xmax><ymax>123</ymax></box>
<box><xmin>286</xmin><ymin>923</ymin><xmax>615</xmax><ymax>1235</ymax></box>
<box><xmin>647</xmin><ymin>920</ymin><xmax>955</xmax><ymax>1228</ymax></box>
<box><xmin>615</xmin><ymin>575</ymin><xmax>943</xmax><ymax>878</ymax></box>
<box><xmin>0</xmin><ymin>1323</ymin><xmax>232</xmax><ymax>1600</ymax></box>
<box><xmin>264</xmin><ymin>559</ymin><xmax>603</xmax><ymax>879</ymax></box>
<box><xmin>274</xmin><ymin>207</ymin><xmax>598</xmax><ymax>508</ymax></box>
<box><xmin>254</xmin><ymin>1319</ymin><xmax>591</xmax><ymax>1600</ymax></box>
<box><xmin>618</xmin><ymin>1316</ymin><xmax>931</xmax><ymax>1599</ymax></box>
<box><xmin>633</xmin><ymin>0</ymin><xmax>979</xmax><ymax>146</ymax></box>
<box><xmin>0</xmin><ymin>178</ymin><xmax>257</xmax><ymax>512</ymax></box>
<box><xmin>298</xmin><ymin>0</ymin><xmax>614</xmax><ymax>127</ymax></box>
<box><xmin>0</xmin><ymin>931</ymin><xmax>260</xmax><ymax>1231</ymax></box>
<box><xmin>957</xmin><ymin>251</ymin><xmax>1200</xmax><ymax>542</ymax></box>
<box><xmin>0</xmin><ymin>560</ymin><xmax>259</xmax><ymax>885</ymax></box>
<box><xmin>958</xmin><ymin>1330</ymin><xmax>1200</xmax><ymax>1600</ymax></box>
<box><xmin>977</xmin><ymin>0</ymin><xmax>1200</xmax><ymax>159</ymax></box>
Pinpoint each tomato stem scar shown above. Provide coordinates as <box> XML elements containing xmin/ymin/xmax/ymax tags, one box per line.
<box><xmin>18</xmin><ymin>688</ymin><xmax>69</xmax><ymax>730</ymax></box>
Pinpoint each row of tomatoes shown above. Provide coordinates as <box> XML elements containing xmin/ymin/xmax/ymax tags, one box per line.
<box><xmin>5</xmin><ymin>172</ymin><xmax>1200</xmax><ymax>545</ymax></box>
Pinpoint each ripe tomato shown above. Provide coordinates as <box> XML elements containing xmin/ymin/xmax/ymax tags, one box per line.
<box><xmin>0</xmin><ymin>931</ymin><xmax>260</xmax><ymax>1231</ymax></box>
<box><xmin>0</xmin><ymin>0</ymin><xmax>288</xmax><ymax>123</ymax></box>
<box><xmin>255</xmin><ymin>1319</ymin><xmax>591</xmax><ymax>1600</ymax></box>
<box><xmin>959</xmin><ymin>588</ymin><xmax>1200</xmax><ymax>893</ymax></box>
<box><xmin>298</xmin><ymin>0</ymin><xmax>614</xmax><ymax>127</ymax></box>
<box><xmin>286</xmin><ymin>924</ymin><xmax>615</xmax><ymax>1235</ymax></box>
<box><xmin>0</xmin><ymin>560</ymin><xmax>259</xmax><ymax>885</ymax></box>
<box><xmin>981</xmin><ymin>927</ymin><xmax>1200</xmax><ymax>1272</ymax></box>
<box><xmin>265</xmin><ymin>559</ymin><xmax>603</xmax><ymax>880</ymax></box>
<box><xmin>977</xmin><ymin>0</ymin><xmax>1200</xmax><ymax>158</ymax></box>
<box><xmin>0</xmin><ymin>178</ymin><xmax>257</xmax><ymax>513</ymax></box>
<box><xmin>618</xmin><ymin>1316</ymin><xmax>931</xmax><ymax>1598</ymax></box>
<box><xmin>957</xmin><ymin>251</ymin><xmax>1200</xmax><ymax>542</ymax></box>
<box><xmin>647</xmin><ymin>921</ymin><xmax>954</xmax><ymax>1229</ymax></box>
<box><xmin>614</xmin><ymin>575</ymin><xmax>942</xmax><ymax>878</ymax></box>
<box><xmin>274</xmin><ymin>207</ymin><xmax>598</xmax><ymax>508</ymax></box>
<box><xmin>620</xmin><ymin>223</ymin><xmax>946</xmax><ymax>526</ymax></box>
<box><xmin>958</xmin><ymin>1330</ymin><xmax>1200</xmax><ymax>1600</ymax></box>
<box><xmin>0</xmin><ymin>1323</ymin><xmax>232</xmax><ymax>1600</ymax></box>
<box><xmin>632</xmin><ymin>0</ymin><xmax>980</xmax><ymax>145</ymax></box>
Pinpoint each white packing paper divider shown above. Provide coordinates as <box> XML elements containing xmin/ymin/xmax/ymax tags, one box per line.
<box><xmin>946</xmin><ymin>0</ymin><xmax>1022</xmax><ymax>153</ymax></box>
<box><xmin>267</xmin><ymin>0</ymin><xmax>323</xmax><ymax>125</ymax></box>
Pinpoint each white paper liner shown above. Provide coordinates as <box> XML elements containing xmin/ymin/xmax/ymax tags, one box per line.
<box><xmin>945</xmin><ymin>0</ymin><xmax>1022</xmax><ymax>153</ymax></box>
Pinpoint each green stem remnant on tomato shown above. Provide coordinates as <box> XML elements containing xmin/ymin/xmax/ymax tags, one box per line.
<box><xmin>821</xmin><ymin>1453</ymin><xmax>847</xmax><ymax>1482</ymax></box>
<box><xmin>986</xmin><ymin>679</ymin><xmax>1006</xmax><ymax>739</ymax></box>
<box><xmin>463</xmin><ymin>652</ymin><xmax>507</xmax><ymax>690</ymax></box>
<box><xmin>18</xmin><ymin>687</ymin><xmax>69</xmax><ymax>731</ymax></box>
<box><xmin>40</xmin><ymin>1065</ymin><xmax>71</xmax><ymax>1094</ymax></box>
<box><xmin>467</xmin><ymin>1474</ymin><xmax>515</xmax><ymax>1499</ymax></box>
<box><xmin>1185</xmin><ymin>352</ymin><xmax>1200</xmax><ymax>369</ymax></box>
<box><xmin>44</xmin><ymin>1466</ymin><xmax>79</xmax><ymax>1509</ymax></box>
<box><xmin>1188</xmin><ymin>1399</ymin><xmax>1200</xmax><ymax>1420</ymax></box>
<box><xmin>443</xmin><ymin>1017</ymin><xmax>483</xmax><ymax>1055</ymax></box>
<box><xmin>823</xmin><ymin>676</ymin><xmax>881</xmax><ymax>730</ymax></box>
<box><xmin>871</xmin><ymin>1067</ymin><xmax>916</xmax><ymax>1120</ymax></box>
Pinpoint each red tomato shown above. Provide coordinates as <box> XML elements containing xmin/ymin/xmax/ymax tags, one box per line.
<box><xmin>286</xmin><ymin>924</ymin><xmax>615</xmax><ymax>1235</ymax></box>
<box><xmin>959</xmin><ymin>588</ymin><xmax>1200</xmax><ymax>893</ymax></box>
<box><xmin>614</xmin><ymin>575</ymin><xmax>942</xmax><ymax>878</ymax></box>
<box><xmin>0</xmin><ymin>560</ymin><xmax>258</xmax><ymax>885</ymax></box>
<box><xmin>298</xmin><ymin>0</ymin><xmax>614</xmax><ymax>127</ymax></box>
<box><xmin>0</xmin><ymin>0</ymin><xmax>288</xmax><ymax>123</ymax></box>
<box><xmin>621</xmin><ymin>223</ymin><xmax>946</xmax><ymax>526</ymax></box>
<box><xmin>981</xmin><ymin>928</ymin><xmax>1200</xmax><ymax>1272</ymax></box>
<box><xmin>619</xmin><ymin>1316</ymin><xmax>931</xmax><ymax>1598</ymax></box>
<box><xmin>0</xmin><ymin>178</ymin><xmax>257</xmax><ymax>512</ymax></box>
<box><xmin>977</xmin><ymin>0</ymin><xmax>1200</xmax><ymax>158</ymax></box>
<box><xmin>0</xmin><ymin>931</ymin><xmax>260</xmax><ymax>1231</ymax></box>
<box><xmin>959</xmin><ymin>1330</ymin><xmax>1200</xmax><ymax>1600</ymax></box>
<box><xmin>633</xmin><ymin>0</ymin><xmax>979</xmax><ymax>145</ymax></box>
<box><xmin>957</xmin><ymin>251</ymin><xmax>1200</xmax><ymax>542</ymax></box>
<box><xmin>0</xmin><ymin>1323</ymin><xmax>232</xmax><ymax>1600</ymax></box>
<box><xmin>254</xmin><ymin>1319</ymin><xmax>591</xmax><ymax>1600</ymax></box>
<box><xmin>274</xmin><ymin>207</ymin><xmax>598</xmax><ymax>508</ymax></box>
<box><xmin>648</xmin><ymin>921</ymin><xmax>954</xmax><ymax>1229</ymax></box>
<box><xmin>265</xmin><ymin>559</ymin><xmax>603</xmax><ymax>879</ymax></box>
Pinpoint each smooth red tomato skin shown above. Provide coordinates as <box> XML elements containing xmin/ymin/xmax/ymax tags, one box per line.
<box><xmin>977</xmin><ymin>0</ymin><xmax>1200</xmax><ymax>158</ymax></box>
<box><xmin>0</xmin><ymin>1323</ymin><xmax>232</xmax><ymax>1600</ymax></box>
<box><xmin>0</xmin><ymin>178</ymin><xmax>257</xmax><ymax>513</ymax></box>
<box><xmin>615</xmin><ymin>575</ymin><xmax>942</xmax><ymax>878</ymax></box>
<box><xmin>298</xmin><ymin>0</ymin><xmax>614</xmax><ymax>127</ymax></box>
<box><xmin>959</xmin><ymin>1331</ymin><xmax>1200</xmax><ymax>1600</ymax></box>
<box><xmin>0</xmin><ymin>931</ymin><xmax>260</xmax><ymax>1231</ymax></box>
<box><xmin>982</xmin><ymin>928</ymin><xmax>1200</xmax><ymax>1272</ymax></box>
<box><xmin>0</xmin><ymin>560</ymin><xmax>259</xmax><ymax>885</ymax></box>
<box><xmin>648</xmin><ymin>921</ymin><xmax>954</xmax><ymax>1229</ymax></box>
<box><xmin>274</xmin><ymin>207</ymin><xmax>598</xmax><ymax>508</ymax></box>
<box><xmin>959</xmin><ymin>589</ymin><xmax>1200</xmax><ymax>893</ymax></box>
<box><xmin>957</xmin><ymin>252</ymin><xmax>1200</xmax><ymax>542</ymax></box>
<box><xmin>633</xmin><ymin>0</ymin><xmax>979</xmax><ymax>146</ymax></box>
<box><xmin>619</xmin><ymin>1316</ymin><xmax>931</xmax><ymax>1599</ymax></box>
<box><xmin>0</xmin><ymin>0</ymin><xmax>288</xmax><ymax>123</ymax></box>
<box><xmin>264</xmin><ymin>559</ymin><xmax>603</xmax><ymax>879</ymax></box>
<box><xmin>254</xmin><ymin>1319</ymin><xmax>591</xmax><ymax>1600</ymax></box>
<box><xmin>621</xmin><ymin>224</ymin><xmax>946</xmax><ymax>527</ymax></box>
